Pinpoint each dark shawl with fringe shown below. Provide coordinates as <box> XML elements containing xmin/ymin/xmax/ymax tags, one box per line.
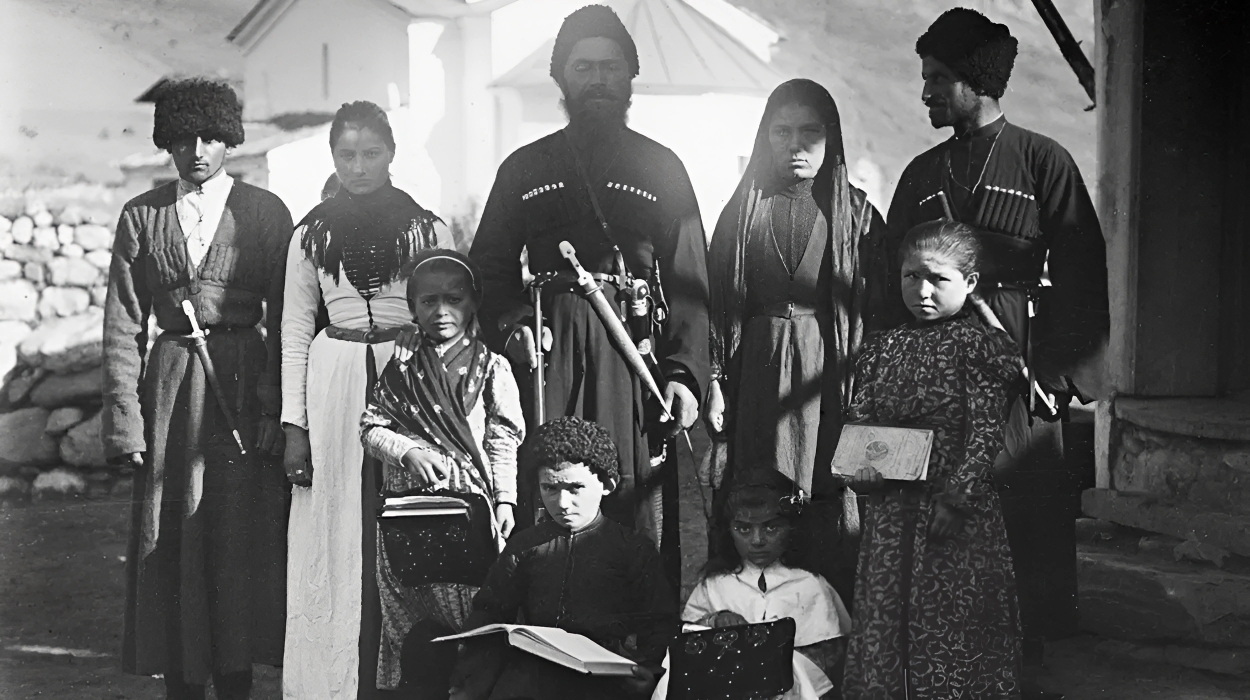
<box><xmin>298</xmin><ymin>181</ymin><xmax>441</xmax><ymax>298</ymax></box>
<box><xmin>707</xmin><ymin>79</ymin><xmax>893</xmax><ymax>421</ymax></box>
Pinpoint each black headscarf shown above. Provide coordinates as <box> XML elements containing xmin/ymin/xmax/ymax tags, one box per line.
<box><xmin>298</xmin><ymin>181</ymin><xmax>441</xmax><ymax>299</ymax></box>
<box><xmin>708</xmin><ymin>79</ymin><xmax>888</xmax><ymax>447</ymax></box>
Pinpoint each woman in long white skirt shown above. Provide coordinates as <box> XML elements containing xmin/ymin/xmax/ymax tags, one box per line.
<box><xmin>280</xmin><ymin>101</ymin><xmax>447</xmax><ymax>699</ymax></box>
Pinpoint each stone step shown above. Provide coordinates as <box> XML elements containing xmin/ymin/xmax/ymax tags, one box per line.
<box><xmin>1081</xmin><ymin>488</ymin><xmax>1250</xmax><ymax>557</ymax></box>
<box><xmin>1078</xmin><ymin>543</ymin><xmax>1250</xmax><ymax>647</ymax></box>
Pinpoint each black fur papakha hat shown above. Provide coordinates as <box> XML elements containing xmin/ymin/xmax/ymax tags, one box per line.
<box><xmin>549</xmin><ymin>4</ymin><xmax>640</xmax><ymax>85</ymax></box>
<box><xmin>151</xmin><ymin>78</ymin><xmax>245</xmax><ymax>151</ymax></box>
<box><xmin>916</xmin><ymin>8</ymin><xmax>1018</xmax><ymax>99</ymax></box>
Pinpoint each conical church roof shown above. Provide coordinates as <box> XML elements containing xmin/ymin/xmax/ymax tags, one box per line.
<box><xmin>493</xmin><ymin>0</ymin><xmax>782</xmax><ymax>96</ymax></box>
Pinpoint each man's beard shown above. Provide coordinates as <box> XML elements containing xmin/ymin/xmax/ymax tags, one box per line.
<box><xmin>560</xmin><ymin>85</ymin><xmax>632</xmax><ymax>134</ymax></box>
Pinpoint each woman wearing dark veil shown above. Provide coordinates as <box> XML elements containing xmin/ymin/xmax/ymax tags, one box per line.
<box><xmin>280</xmin><ymin>101</ymin><xmax>449</xmax><ymax>699</ymax></box>
<box><xmin>704</xmin><ymin>79</ymin><xmax>894</xmax><ymax>605</ymax></box>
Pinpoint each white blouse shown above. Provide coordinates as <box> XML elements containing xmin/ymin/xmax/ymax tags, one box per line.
<box><xmin>279</xmin><ymin>221</ymin><xmax>451</xmax><ymax>429</ymax></box>
<box><xmin>683</xmin><ymin>562</ymin><xmax>850</xmax><ymax>646</ymax></box>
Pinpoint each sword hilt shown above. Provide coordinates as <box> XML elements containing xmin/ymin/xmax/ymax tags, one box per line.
<box><xmin>558</xmin><ymin>241</ymin><xmax>598</xmax><ymax>292</ymax></box>
<box><xmin>179</xmin><ymin>300</ymin><xmax>246</xmax><ymax>454</ymax></box>
<box><xmin>180</xmin><ymin>300</ymin><xmax>206</xmax><ymax>340</ymax></box>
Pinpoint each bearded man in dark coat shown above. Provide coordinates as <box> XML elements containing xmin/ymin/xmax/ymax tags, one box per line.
<box><xmin>469</xmin><ymin>5</ymin><xmax>709</xmax><ymax>587</ymax></box>
<box><xmin>886</xmin><ymin>9</ymin><xmax>1109</xmax><ymax>698</ymax></box>
<box><xmin>102</xmin><ymin>78</ymin><xmax>293</xmax><ymax>700</ymax></box>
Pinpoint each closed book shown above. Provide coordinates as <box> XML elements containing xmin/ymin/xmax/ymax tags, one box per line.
<box><xmin>432</xmin><ymin>624</ymin><xmax>636</xmax><ymax>676</ymax></box>
<box><xmin>831</xmin><ymin>423</ymin><xmax>935</xmax><ymax>481</ymax></box>
<box><xmin>379</xmin><ymin>494</ymin><xmax>470</xmax><ymax>518</ymax></box>
<box><xmin>668</xmin><ymin>618</ymin><xmax>796</xmax><ymax>700</ymax></box>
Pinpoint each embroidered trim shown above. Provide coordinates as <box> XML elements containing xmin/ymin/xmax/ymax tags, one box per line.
<box><xmin>522</xmin><ymin>182</ymin><xmax>565</xmax><ymax>201</ymax></box>
<box><xmin>606</xmin><ymin>181</ymin><xmax>657</xmax><ymax>202</ymax></box>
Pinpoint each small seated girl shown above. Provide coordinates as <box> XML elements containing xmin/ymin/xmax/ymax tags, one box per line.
<box><xmin>360</xmin><ymin>249</ymin><xmax>526</xmax><ymax>693</ymax></box>
<box><xmin>840</xmin><ymin>221</ymin><xmax>1024</xmax><ymax>699</ymax></box>
<box><xmin>655</xmin><ymin>469</ymin><xmax>851</xmax><ymax>700</ymax></box>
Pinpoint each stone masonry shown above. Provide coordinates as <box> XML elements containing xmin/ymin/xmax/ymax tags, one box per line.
<box><xmin>0</xmin><ymin>196</ymin><xmax>126</xmax><ymax>501</ymax></box>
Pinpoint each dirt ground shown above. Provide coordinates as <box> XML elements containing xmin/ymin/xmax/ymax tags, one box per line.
<box><xmin>1</xmin><ymin>431</ymin><xmax>1246</xmax><ymax>699</ymax></box>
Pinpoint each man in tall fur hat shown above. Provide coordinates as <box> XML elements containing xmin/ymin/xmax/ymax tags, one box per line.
<box><xmin>885</xmin><ymin>9</ymin><xmax>1109</xmax><ymax>699</ymax></box>
<box><xmin>102</xmin><ymin>78</ymin><xmax>294</xmax><ymax>700</ymax></box>
<box><xmin>469</xmin><ymin>4</ymin><xmax>710</xmax><ymax>588</ymax></box>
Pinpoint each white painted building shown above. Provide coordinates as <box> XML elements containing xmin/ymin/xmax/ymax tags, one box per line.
<box><xmin>124</xmin><ymin>0</ymin><xmax>786</xmax><ymax>240</ymax></box>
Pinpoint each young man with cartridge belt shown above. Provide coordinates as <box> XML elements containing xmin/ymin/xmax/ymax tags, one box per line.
<box><xmin>886</xmin><ymin>10</ymin><xmax>1109</xmax><ymax>697</ymax></box>
<box><xmin>469</xmin><ymin>5</ymin><xmax>710</xmax><ymax>588</ymax></box>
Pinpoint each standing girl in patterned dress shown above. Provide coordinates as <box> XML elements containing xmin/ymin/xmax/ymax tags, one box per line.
<box><xmin>841</xmin><ymin>221</ymin><xmax>1024</xmax><ymax>699</ymax></box>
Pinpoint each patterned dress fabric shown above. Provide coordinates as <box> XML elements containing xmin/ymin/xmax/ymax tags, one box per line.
<box><xmin>841</xmin><ymin>313</ymin><xmax>1024</xmax><ymax>699</ymax></box>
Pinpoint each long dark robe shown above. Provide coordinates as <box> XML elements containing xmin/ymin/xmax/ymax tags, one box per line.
<box><xmin>102</xmin><ymin>181</ymin><xmax>293</xmax><ymax>687</ymax></box>
<box><xmin>842</xmin><ymin>314</ymin><xmax>1023</xmax><ymax>699</ymax></box>
<box><xmin>886</xmin><ymin>116</ymin><xmax>1109</xmax><ymax>643</ymax></box>
<box><xmin>470</xmin><ymin>125</ymin><xmax>710</xmax><ymax>586</ymax></box>
<box><xmin>707</xmin><ymin>80</ymin><xmax>893</xmax><ymax>604</ymax></box>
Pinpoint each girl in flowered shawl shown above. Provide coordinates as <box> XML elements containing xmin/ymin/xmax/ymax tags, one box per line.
<box><xmin>360</xmin><ymin>249</ymin><xmax>526</xmax><ymax>693</ymax></box>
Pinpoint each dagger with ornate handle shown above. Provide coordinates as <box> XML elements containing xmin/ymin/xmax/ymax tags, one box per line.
<box><xmin>559</xmin><ymin>241</ymin><xmax>673</xmax><ymax>421</ymax></box>
<box><xmin>181</xmin><ymin>300</ymin><xmax>248</xmax><ymax>454</ymax></box>
<box><xmin>558</xmin><ymin>242</ymin><xmax>698</xmax><ymax>464</ymax></box>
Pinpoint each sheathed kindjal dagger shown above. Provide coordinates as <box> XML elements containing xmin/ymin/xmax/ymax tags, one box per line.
<box><xmin>181</xmin><ymin>300</ymin><xmax>248</xmax><ymax>454</ymax></box>
<box><xmin>558</xmin><ymin>241</ymin><xmax>695</xmax><ymax>457</ymax></box>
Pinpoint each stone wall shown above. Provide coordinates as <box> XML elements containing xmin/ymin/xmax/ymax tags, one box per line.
<box><xmin>0</xmin><ymin>198</ymin><xmax>124</xmax><ymax>501</ymax></box>
<box><xmin>1113</xmin><ymin>423</ymin><xmax>1250</xmax><ymax>515</ymax></box>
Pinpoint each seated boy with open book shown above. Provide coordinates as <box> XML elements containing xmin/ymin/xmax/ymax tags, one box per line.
<box><xmin>449</xmin><ymin>417</ymin><xmax>677</xmax><ymax>700</ymax></box>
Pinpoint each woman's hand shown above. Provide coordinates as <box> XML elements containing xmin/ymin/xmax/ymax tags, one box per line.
<box><xmin>393</xmin><ymin>323</ymin><xmax>421</xmax><ymax>365</ymax></box>
<box><xmin>495</xmin><ymin>503</ymin><xmax>516</xmax><ymax>539</ymax></box>
<box><xmin>929</xmin><ymin>501</ymin><xmax>966</xmax><ymax>542</ymax></box>
<box><xmin>848</xmin><ymin>465</ymin><xmax>885</xmax><ymax>494</ymax></box>
<box><xmin>283</xmin><ymin>425</ymin><xmax>313</xmax><ymax>487</ymax></box>
<box><xmin>400</xmin><ymin>447</ymin><xmax>451</xmax><ymax>488</ymax></box>
<box><xmin>703</xmin><ymin>379</ymin><xmax>726</xmax><ymax>435</ymax></box>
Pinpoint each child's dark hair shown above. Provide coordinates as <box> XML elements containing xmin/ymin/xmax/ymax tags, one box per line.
<box><xmin>329</xmin><ymin>101</ymin><xmax>395</xmax><ymax>152</ymax></box>
<box><xmin>704</xmin><ymin>470</ymin><xmax>806</xmax><ymax>577</ymax></box>
<box><xmin>899</xmin><ymin>220</ymin><xmax>981</xmax><ymax>278</ymax></box>
<box><xmin>404</xmin><ymin>249</ymin><xmax>482</xmax><ymax>319</ymax></box>
<box><xmin>519</xmin><ymin>417</ymin><xmax>620</xmax><ymax>491</ymax></box>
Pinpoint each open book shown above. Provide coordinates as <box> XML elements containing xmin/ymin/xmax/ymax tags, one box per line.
<box><xmin>432</xmin><ymin>624</ymin><xmax>636</xmax><ymax>676</ymax></box>
<box><xmin>379</xmin><ymin>494</ymin><xmax>470</xmax><ymax>518</ymax></box>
